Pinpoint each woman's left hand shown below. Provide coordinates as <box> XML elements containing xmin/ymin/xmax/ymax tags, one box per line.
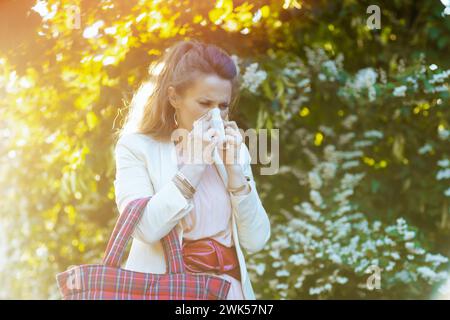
<box><xmin>218</xmin><ymin>120</ymin><xmax>251</xmax><ymax>195</ymax></box>
<box><xmin>217</xmin><ymin>120</ymin><xmax>243</xmax><ymax>168</ymax></box>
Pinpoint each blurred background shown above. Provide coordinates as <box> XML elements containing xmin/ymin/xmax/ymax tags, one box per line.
<box><xmin>0</xmin><ymin>0</ymin><xmax>449</xmax><ymax>299</ymax></box>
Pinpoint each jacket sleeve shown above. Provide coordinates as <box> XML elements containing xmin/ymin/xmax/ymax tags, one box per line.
<box><xmin>113</xmin><ymin>134</ymin><xmax>194</xmax><ymax>244</ymax></box>
<box><xmin>229</xmin><ymin>143</ymin><xmax>271</xmax><ymax>254</ymax></box>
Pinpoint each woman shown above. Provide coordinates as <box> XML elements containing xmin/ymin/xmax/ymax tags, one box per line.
<box><xmin>113</xmin><ymin>39</ymin><xmax>271</xmax><ymax>300</ymax></box>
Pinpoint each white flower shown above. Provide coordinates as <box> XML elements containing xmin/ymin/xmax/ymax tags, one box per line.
<box><xmin>340</xmin><ymin>150</ymin><xmax>364</xmax><ymax>160</ymax></box>
<box><xmin>309</xmin><ymin>284</ymin><xmax>332</xmax><ymax>295</ymax></box>
<box><xmin>373</xmin><ymin>221</ymin><xmax>382</xmax><ymax>232</ymax></box>
<box><xmin>396</xmin><ymin>218</ymin><xmax>407</xmax><ymax>234</ymax></box>
<box><xmin>386</xmin><ymin>261</ymin><xmax>396</xmax><ymax>271</ymax></box>
<box><xmin>341</xmin><ymin>160</ymin><xmax>360</xmax><ymax>170</ymax></box>
<box><xmin>230</xmin><ymin>54</ymin><xmax>240</xmax><ymax>75</ymax></box>
<box><xmin>241</xmin><ymin>62</ymin><xmax>267</xmax><ymax>94</ymax></box>
<box><xmin>275</xmin><ymin>283</ymin><xmax>289</xmax><ymax>290</ymax></box>
<box><xmin>418</xmin><ymin>143</ymin><xmax>433</xmax><ymax>155</ymax></box>
<box><xmin>296</xmin><ymin>202</ymin><xmax>321</xmax><ymax>220</ymax></box>
<box><xmin>425</xmin><ymin>85</ymin><xmax>448</xmax><ymax>93</ymax></box>
<box><xmin>308</xmin><ymin>171</ymin><xmax>323</xmax><ymax>189</ymax></box>
<box><xmin>324</xmin><ymin>144</ymin><xmax>339</xmax><ymax>162</ymax></box>
<box><xmin>428</xmin><ymin>69</ymin><xmax>450</xmax><ymax>84</ymax></box>
<box><xmin>269</xmin><ymin>249</ymin><xmax>281</xmax><ymax>259</ymax></box>
<box><xmin>393</xmin><ymin>85</ymin><xmax>407</xmax><ymax>97</ymax></box>
<box><xmin>394</xmin><ymin>270</ymin><xmax>412</xmax><ymax>283</ymax></box>
<box><xmin>436</xmin><ymin>168</ymin><xmax>450</xmax><ymax>180</ymax></box>
<box><xmin>335</xmin><ymin>205</ymin><xmax>352</xmax><ymax>216</ymax></box>
<box><xmin>319</xmin><ymin>125</ymin><xmax>335</xmax><ymax>137</ymax></box>
<box><xmin>254</xmin><ymin>263</ymin><xmax>266</xmax><ymax>276</ymax></box>
<box><xmin>321</xmin><ymin>162</ymin><xmax>337</xmax><ymax>180</ymax></box>
<box><xmin>355</xmin><ymin>258</ymin><xmax>370</xmax><ymax>273</ymax></box>
<box><xmin>342</xmin><ymin>115</ymin><xmax>358</xmax><ymax>129</ymax></box>
<box><xmin>336</xmin><ymin>276</ymin><xmax>348</xmax><ymax>284</ymax></box>
<box><xmin>276</xmin><ymin>269</ymin><xmax>290</xmax><ymax>277</ymax></box>
<box><xmin>391</xmin><ymin>252</ymin><xmax>401</xmax><ymax>260</ymax></box>
<box><xmin>345</xmin><ymin>68</ymin><xmax>378</xmax><ymax>101</ymax></box>
<box><xmin>310</xmin><ymin>190</ymin><xmax>323</xmax><ymax>207</ymax></box>
<box><xmin>437</xmin><ymin>277</ymin><xmax>450</xmax><ymax>299</ymax></box>
<box><xmin>339</xmin><ymin>132</ymin><xmax>356</xmax><ymax>145</ymax></box>
<box><xmin>305</xmin><ymin>46</ymin><xmax>326</xmax><ymax>67</ymax></box>
<box><xmin>361</xmin><ymin>240</ymin><xmax>377</xmax><ymax>253</ymax></box>
<box><xmin>321</xmin><ymin>60</ymin><xmax>340</xmax><ymax>81</ymax></box>
<box><xmin>403</xmin><ymin>231</ymin><xmax>416</xmax><ymax>241</ymax></box>
<box><xmin>353</xmin><ymin>140</ymin><xmax>373</xmax><ymax>148</ymax></box>
<box><xmin>288</xmin><ymin>253</ymin><xmax>308</xmax><ymax>266</ymax></box>
<box><xmin>383</xmin><ymin>236</ymin><xmax>395</xmax><ymax>246</ymax></box>
<box><xmin>298</xmin><ymin>78</ymin><xmax>310</xmax><ymax>88</ymax></box>
<box><xmin>341</xmin><ymin>173</ymin><xmax>366</xmax><ymax>189</ymax></box>
<box><xmin>334</xmin><ymin>189</ymin><xmax>354</xmax><ymax>204</ymax></box>
<box><xmin>328</xmin><ymin>253</ymin><xmax>343</xmax><ymax>264</ymax></box>
<box><xmin>309</xmin><ymin>287</ymin><xmax>321</xmax><ymax>295</ymax></box>
<box><xmin>405</xmin><ymin>241</ymin><xmax>416</xmax><ymax>250</ymax></box>
<box><xmin>289</xmin><ymin>219</ymin><xmax>323</xmax><ymax>237</ymax></box>
<box><xmin>364</xmin><ymin>130</ymin><xmax>384</xmax><ymax>139</ymax></box>
<box><xmin>272</xmin><ymin>261</ymin><xmax>283</xmax><ymax>268</ymax></box>
<box><xmin>444</xmin><ymin>187</ymin><xmax>450</xmax><ymax>197</ymax></box>
<box><xmin>438</xmin><ymin>126</ymin><xmax>450</xmax><ymax>141</ymax></box>
<box><xmin>405</xmin><ymin>242</ymin><xmax>425</xmax><ymax>255</ymax></box>
<box><xmin>271</xmin><ymin>236</ymin><xmax>290</xmax><ymax>250</ymax></box>
<box><xmin>282</xmin><ymin>65</ymin><xmax>302</xmax><ymax>78</ymax></box>
<box><xmin>323</xmin><ymin>60</ymin><xmax>339</xmax><ymax>75</ymax></box>
<box><xmin>425</xmin><ymin>253</ymin><xmax>449</xmax><ymax>266</ymax></box>
<box><xmin>354</xmin><ymin>68</ymin><xmax>378</xmax><ymax>90</ymax></box>
<box><xmin>438</xmin><ymin>158</ymin><xmax>450</xmax><ymax>168</ymax></box>
<box><xmin>417</xmin><ymin>266</ymin><xmax>448</xmax><ymax>283</ymax></box>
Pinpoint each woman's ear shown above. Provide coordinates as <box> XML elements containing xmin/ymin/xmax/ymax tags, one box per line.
<box><xmin>167</xmin><ymin>86</ymin><xmax>179</xmax><ymax>107</ymax></box>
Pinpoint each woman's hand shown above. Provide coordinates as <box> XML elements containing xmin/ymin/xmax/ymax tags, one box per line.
<box><xmin>217</xmin><ymin>120</ymin><xmax>243</xmax><ymax>167</ymax></box>
<box><xmin>177</xmin><ymin>112</ymin><xmax>219</xmax><ymax>167</ymax></box>
<box><xmin>217</xmin><ymin>120</ymin><xmax>250</xmax><ymax>196</ymax></box>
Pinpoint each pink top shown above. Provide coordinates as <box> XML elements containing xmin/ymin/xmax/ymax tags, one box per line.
<box><xmin>175</xmin><ymin>142</ymin><xmax>245</xmax><ymax>300</ymax></box>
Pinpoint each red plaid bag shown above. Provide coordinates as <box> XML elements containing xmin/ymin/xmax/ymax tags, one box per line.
<box><xmin>55</xmin><ymin>196</ymin><xmax>231</xmax><ymax>300</ymax></box>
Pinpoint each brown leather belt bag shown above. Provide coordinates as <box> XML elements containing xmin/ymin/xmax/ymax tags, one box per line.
<box><xmin>182</xmin><ymin>237</ymin><xmax>241</xmax><ymax>282</ymax></box>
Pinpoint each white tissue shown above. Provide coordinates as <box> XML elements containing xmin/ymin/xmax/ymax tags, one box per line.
<box><xmin>209</xmin><ymin>107</ymin><xmax>226</xmax><ymax>143</ymax></box>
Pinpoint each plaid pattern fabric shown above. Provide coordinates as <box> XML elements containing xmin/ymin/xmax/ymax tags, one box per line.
<box><xmin>56</xmin><ymin>197</ymin><xmax>231</xmax><ymax>300</ymax></box>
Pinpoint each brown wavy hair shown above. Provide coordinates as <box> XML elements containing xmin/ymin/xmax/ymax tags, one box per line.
<box><xmin>115</xmin><ymin>39</ymin><xmax>241</xmax><ymax>143</ymax></box>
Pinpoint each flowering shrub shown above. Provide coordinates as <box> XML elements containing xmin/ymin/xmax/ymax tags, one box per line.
<box><xmin>234</xmin><ymin>47</ymin><xmax>449</xmax><ymax>299</ymax></box>
<box><xmin>247</xmin><ymin>123</ymin><xmax>448</xmax><ymax>299</ymax></box>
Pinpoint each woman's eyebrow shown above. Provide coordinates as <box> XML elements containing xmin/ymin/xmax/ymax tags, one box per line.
<box><xmin>198</xmin><ymin>98</ymin><xmax>230</xmax><ymax>104</ymax></box>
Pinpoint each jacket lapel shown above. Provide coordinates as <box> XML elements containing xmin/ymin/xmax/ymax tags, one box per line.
<box><xmin>162</xmin><ymin>140</ymin><xmax>185</xmax><ymax>245</ymax></box>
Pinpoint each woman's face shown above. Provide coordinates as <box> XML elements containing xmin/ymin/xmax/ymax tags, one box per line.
<box><xmin>168</xmin><ymin>72</ymin><xmax>232</xmax><ymax>131</ymax></box>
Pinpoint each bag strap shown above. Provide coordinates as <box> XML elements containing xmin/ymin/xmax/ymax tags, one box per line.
<box><xmin>102</xmin><ymin>196</ymin><xmax>186</xmax><ymax>274</ymax></box>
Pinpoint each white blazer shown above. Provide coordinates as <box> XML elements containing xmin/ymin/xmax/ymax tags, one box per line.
<box><xmin>113</xmin><ymin>132</ymin><xmax>271</xmax><ymax>300</ymax></box>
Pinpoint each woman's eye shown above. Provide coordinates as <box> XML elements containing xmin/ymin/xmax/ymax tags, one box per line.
<box><xmin>199</xmin><ymin>102</ymin><xmax>228</xmax><ymax>109</ymax></box>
